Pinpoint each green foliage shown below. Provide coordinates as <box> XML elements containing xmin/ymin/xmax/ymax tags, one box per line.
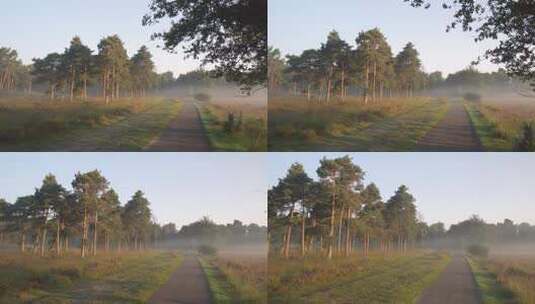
<box><xmin>198</xmin><ymin>244</ymin><xmax>218</xmax><ymax>256</ymax></box>
<box><xmin>467</xmin><ymin>244</ymin><xmax>489</xmax><ymax>258</ymax></box>
<box><xmin>143</xmin><ymin>0</ymin><xmax>267</xmax><ymax>87</ymax></box>
<box><xmin>405</xmin><ymin>0</ymin><xmax>535</xmax><ymax>84</ymax></box>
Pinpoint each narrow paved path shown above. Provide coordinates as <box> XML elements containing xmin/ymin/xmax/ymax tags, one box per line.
<box><xmin>416</xmin><ymin>101</ymin><xmax>483</xmax><ymax>151</ymax></box>
<box><xmin>148</xmin><ymin>256</ymin><xmax>212</xmax><ymax>304</ymax></box>
<box><xmin>145</xmin><ymin>100</ymin><xmax>211</xmax><ymax>152</ymax></box>
<box><xmin>417</xmin><ymin>255</ymin><xmax>482</xmax><ymax>304</ymax></box>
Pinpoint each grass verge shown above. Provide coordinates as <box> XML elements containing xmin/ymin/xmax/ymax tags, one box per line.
<box><xmin>199</xmin><ymin>257</ymin><xmax>237</xmax><ymax>303</ymax></box>
<box><xmin>199</xmin><ymin>104</ymin><xmax>267</xmax><ymax>152</ymax></box>
<box><xmin>268</xmin><ymin>251</ymin><xmax>450</xmax><ymax>304</ymax></box>
<box><xmin>0</xmin><ymin>251</ymin><xmax>182</xmax><ymax>303</ymax></box>
<box><xmin>465</xmin><ymin>103</ymin><xmax>513</xmax><ymax>151</ymax></box>
<box><xmin>200</xmin><ymin>255</ymin><xmax>267</xmax><ymax>303</ymax></box>
<box><xmin>467</xmin><ymin>257</ymin><xmax>518</xmax><ymax>303</ymax></box>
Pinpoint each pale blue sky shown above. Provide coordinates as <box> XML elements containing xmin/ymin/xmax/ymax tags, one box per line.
<box><xmin>268</xmin><ymin>153</ymin><xmax>535</xmax><ymax>228</ymax></box>
<box><xmin>0</xmin><ymin>0</ymin><xmax>199</xmax><ymax>75</ymax></box>
<box><xmin>0</xmin><ymin>153</ymin><xmax>267</xmax><ymax>227</ymax></box>
<box><xmin>269</xmin><ymin>0</ymin><xmax>501</xmax><ymax>76</ymax></box>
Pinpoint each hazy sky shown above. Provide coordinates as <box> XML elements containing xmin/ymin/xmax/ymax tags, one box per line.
<box><xmin>268</xmin><ymin>153</ymin><xmax>535</xmax><ymax>228</ymax></box>
<box><xmin>0</xmin><ymin>0</ymin><xmax>200</xmax><ymax>76</ymax></box>
<box><xmin>269</xmin><ymin>0</ymin><xmax>501</xmax><ymax>76</ymax></box>
<box><xmin>0</xmin><ymin>153</ymin><xmax>267</xmax><ymax>227</ymax></box>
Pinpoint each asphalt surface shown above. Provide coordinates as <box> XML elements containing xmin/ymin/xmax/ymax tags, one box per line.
<box><xmin>145</xmin><ymin>100</ymin><xmax>211</xmax><ymax>152</ymax></box>
<box><xmin>416</xmin><ymin>101</ymin><xmax>483</xmax><ymax>151</ymax></box>
<box><xmin>147</xmin><ymin>256</ymin><xmax>212</xmax><ymax>304</ymax></box>
<box><xmin>417</xmin><ymin>255</ymin><xmax>482</xmax><ymax>304</ymax></box>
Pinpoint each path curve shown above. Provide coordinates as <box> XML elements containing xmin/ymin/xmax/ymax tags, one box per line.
<box><xmin>145</xmin><ymin>100</ymin><xmax>211</xmax><ymax>152</ymax></box>
<box><xmin>416</xmin><ymin>101</ymin><xmax>483</xmax><ymax>151</ymax></box>
<box><xmin>148</xmin><ymin>256</ymin><xmax>212</xmax><ymax>304</ymax></box>
<box><xmin>417</xmin><ymin>255</ymin><xmax>482</xmax><ymax>304</ymax></box>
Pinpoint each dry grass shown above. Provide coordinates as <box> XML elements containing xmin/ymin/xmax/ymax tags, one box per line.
<box><xmin>0</xmin><ymin>250</ymin><xmax>182</xmax><ymax>303</ymax></box>
<box><xmin>482</xmin><ymin>255</ymin><xmax>535</xmax><ymax>303</ymax></box>
<box><xmin>466</xmin><ymin>97</ymin><xmax>535</xmax><ymax>150</ymax></box>
<box><xmin>0</xmin><ymin>96</ymin><xmax>148</xmax><ymax>143</ymax></box>
<box><xmin>214</xmin><ymin>253</ymin><xmax>267</xmax><ymax>303</ymax></box>
<box><xmin>269</xmin><ymin>95</ymin><xmax>447</xmax><ymax>151</ymax></box>
<box><xmin>268</xmin><ymin>251</ymin><xmax>450</xmax><ymax>303</ymax></box>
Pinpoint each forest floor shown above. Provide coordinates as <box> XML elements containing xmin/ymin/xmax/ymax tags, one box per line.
<box><xmin>145</xmin><ymin>100</ymin><xmax>212</xmax><ymax>152</ymax></box>
<box><xmin>417</xmin><ymin>254</ymin><xmax>482</xmax><ymax>304</ymax></box>
<box><xmin>0</xmin><ymin>97</ymin><xmax>182</xmax><ymax>151</ymax></box>
<box><xmin>148</xmin><ymin>255</ymin><xmax>212</xmax><ymax>304</ymax></box>
<box><xmin>416</xmin><ymin>101</ymin><xmax>483</xmax><ymax>151</ymax></box>
<box><xmin>268</xmin><ymin>96</ymin><xmax>449</xmax><ymax>151</ymax></box>
<box><xmin>0</xmin><ymin>251</ymin><xmax>182</xmax><ymax>303</ymax></box>
<box><xmin>268</xmin><ymin>251</ymin><xmax>450</xmax><ymax>303</ymax></box>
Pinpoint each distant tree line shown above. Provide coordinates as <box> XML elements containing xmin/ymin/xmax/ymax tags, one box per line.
<box><xmin>159</xmin><ymin>217</ymin><xmax>267</xmax><ymax>246</ymax></box>
<box><xmin>0</xmin><ymin>171</ymin><xmax>158</xmax><ymax>257</ymax></box>
<box><xmin>269</xmin><ymin>28</ymin><xmax>527</xmax><ymax>102</ymax></box>
<box><xmin>422</xmin><ymin>216</ymin><xmax>535</xmax><ymax>249</ymax></box>
<box><xmin>269</xmin><ymin>156</ymin><xmax>423</xmax><ymax>259</ymax></box>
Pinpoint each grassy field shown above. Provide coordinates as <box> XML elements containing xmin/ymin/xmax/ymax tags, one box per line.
<box><xmin>200</xmin><ymin>253</ymin><xmax>267</xmax><ymax>303</ymax></box>
<box><xmin>199</xmin><ymin>102</ymin><xmax>267</xmax><ymax>151</ymax></box>
<box><xmin>268</xmin><ymin>96</ymin><xmax>448</xmax><ymax>151</ymax></box>
<box><xmin>268</xmin><ymin>251</ymin><xmax>450</xmax><ymax>304</ymax></box>
<box><xmin>465</xmin><ymin>98</ymin><xmax>535</xmax><ymax>151</ymax></box>
<box><xmin>0</xmin><ymin>251</ymin><xmax>182</xmax><ymax>303</ymax></box>
<box><xmin>469</xmin><ymin>255</ymin><xmax>535</xmax><ymax>303</ymax></box>
<box><xmin>0</xmin><ymin>96</ymin><xmax>182</xmax><ymax>151</ymax></box>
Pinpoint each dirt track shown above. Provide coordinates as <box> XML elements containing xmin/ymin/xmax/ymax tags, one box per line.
<box><xmin>145</xmin><ymin>100</ymin><xmax>211</xmax><ymax>152</ymax></box>
<box><xmin>416</xmin><ymin>101</ymin><xmax>483</xmax><ymax>151</ymax></box>
<box><xmin>148</xmin><ymin>256</ymin><xmax>212</xmax><ymax>304</ymax></box>
<box><xmin>417</xmin><ymin>255</ymin><xmax>482</xmax><ymax>304</ymax></box>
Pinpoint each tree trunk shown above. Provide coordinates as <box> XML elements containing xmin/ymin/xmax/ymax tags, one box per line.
<box><xmin>364</xmin><ymin>61</ymin><xmax>369</xmax><ymax>104</ymax></box>
<box><xmin>372</xmin><ymin>60</ymin><xmax>377</xmax><ymax>102</ymax></box>
<box><xmin>81</xmin><ymin>206</ymin><xmax>87</xmax><ymax>258</ymax></box>
<box><xmin>70</xmin><ymin>66</ymin><xmax>75</xmax><ymax>102</ymax></box>
<box><xmin>301</xmin><ymin>206</ymin><xmax>306</xmax><ymax>257</ymax></box>
<box><xmin>283</xmin><ymin>205</ymin><xmax>294</xmax><ymax>258</ymax></box>
<box><xmin>56</xmin><ymin>220</ymin><xmax>61</xmax><ymax>256</ymax></box>
<box><xmin>328</xmin><ymin>185</ymin><xmax>336</xmax><ymax>259</ymax></box>
<box><xmin>20</xmin><ymin>232</ymin><xmax>26</xmax><ymax>253</ymax></box>
<box><xmin>93</xmin><ymin>210</ymin><xmax>98</xmax><ymax>256</ymax></box>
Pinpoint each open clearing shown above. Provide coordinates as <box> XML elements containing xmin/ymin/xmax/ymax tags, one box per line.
<box><xmin>268</xmin><ymin>252</ymin><xmax>450</xmax><ymax>304</ymax></box>
<box><xmin>0</xmin><ymin>98</ymin><xmax>182</xmax><ymax>151</ymax></box>
<box><xmin>0</xmin><ymin>251</ymin><xmax>182</xmax><ymax>303</ymax></box>
<box><xmin>268</xmin><ymin>97</ymin><xmax>448</xmax><ymax>151</ymax></box>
